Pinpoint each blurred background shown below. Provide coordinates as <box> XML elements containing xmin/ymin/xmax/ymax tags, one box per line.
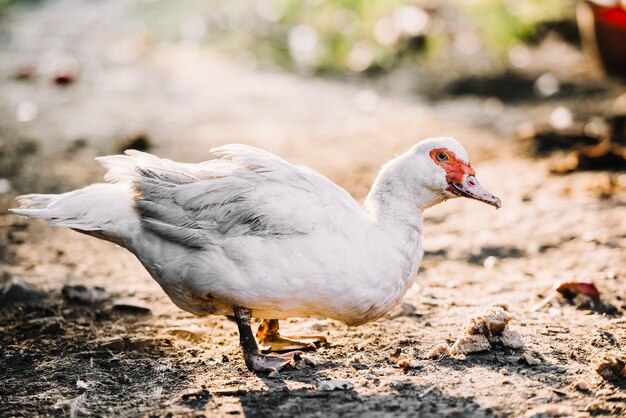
<box><xmin>0</xmin><ymin>1</ymin><xmax>625</xmax><ymax>416</ymax></box>
<box><xmin>0</xmin><ymin>0</ymin><xmax>625</xmax><ymax>197</ymax></box>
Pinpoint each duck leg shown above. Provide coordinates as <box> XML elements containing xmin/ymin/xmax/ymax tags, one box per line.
<box><xmin>233</xmin><ymin>306</ymin><xmax>313</xmax><ymax>373</ymax></box>
<box><xmin>256</xmin><ymin>319</ymin><xmax>327</xmax><ymax>353</ymax></box>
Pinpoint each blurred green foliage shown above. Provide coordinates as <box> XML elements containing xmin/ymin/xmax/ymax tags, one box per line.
<box><xmin>138</xmin><ymin>0</ymin><xmax>573</xmax><ymax>75</ymax></box>
<box><xmin>260</xmin><ymin>0</ymin><xmax>429</xmax><ymax>73</ymax></box>
<box><xmin>136</xmin><ymin>0</ymin><xmax>575</xmax><ymax>75</ymax></box>
<box><xmin>138</xmin><ymin>0</ymin><xmax>429</xmax><ymax>74</ymax></box>
<box><xmin>0</xmin><ymin>0</ymin><xmax>577</xmax><ymax>74</ymax></box>
<box><xmin>456</xmin><ymin>0</ymin><xmax>573</xmax><ymax>51</ymax></box>
<box><xmin>0</xmin><ymin>0</ymin><xmax>44</xmax><ymax>15</ymax></box>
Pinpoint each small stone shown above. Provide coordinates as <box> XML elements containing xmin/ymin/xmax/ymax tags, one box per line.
<box><xmin>76</xmin><ymin>379</ymin><xmax>89</xmax><ymax>391</ymax></box>
<box><xmin>450</xmin><ymin>334</ymin><xmax>491</xmax><ymax>355</ymax></box>
<box><xmin>483</xmin><ymin>256</ymin><xmax>497</xmax><ymax>269</ymax></box>
<box><xmin>426</xmin><ymin>343</ymin><xmax>451</xmax><ymax>359</ymax></box>
<box><xmin>594</xmin><ymin>355</ymin><xmax>626</xmax><ymax>382</ymax></box>
<box><xmin>317</xmin><ymin>379</ymin><xmax>353</xmax><ymax>391</ymax></box>
<box><xmin>518</xmin><ymin>352</ymin><xmax>542</xmax><ymax>366</ymax></box>
<box><xmin>573</xmin><ymin>380</ymin><xmax>591</xmax><ymax>393</ymax></box>
<box><xmin>62</xmin><ymin>284</ymin><xmax>110</xmax><ymax>304</ymax></box>
<box><xmin>347</xmin><ymin>354</ymin><xmax>366</xmax><ymax>369</ymax></box>
<box><xmin>397</xmin><ymin>358</ymin><xmax>419</xmax><ymax>369</ymax></box>
<box><xmin>499</xmin><ymin>368</ymin><xmax>508</xmax><ymax>375</ymax></box>
<box><xmin>180</xmin><ymin>388</ymin><xmax>210</xmax><ymax>400</ymax></box>
<box><xmin>462</xmin><ymin>306</ymin><xmax>514</xmax><ymax>336</ymax></box>
<box><xmin>295</xmin><ymin>358</ymin><xmax>313</xmax><ymax>369</ymax></box>
<box><xmin>499</xmin><ymin>329</ymin><xmax>524</xmax><ymax>349</ymax></box>
<box><xmin>267</xmin><ymin>371</ymin><xmax>280</xmax><ymax>379</ymax></box>
<box><xmin>0</xmin><ymin>274</ymin><xmax>46</xmax><ymax>306</ymax></box>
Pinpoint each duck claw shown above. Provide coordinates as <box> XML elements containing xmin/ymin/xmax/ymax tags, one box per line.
<box><xmin>257</xmin><ymin>319</ymin><xmax>328</xmax><ymax>353</ymax></box>
<box><xmin>259</xmin><ymin>338</ymin><xmax>316</xmax><ymax>353</ymax></box>
<box><xmin>246</xmin><ymin>351</ymin><xmax>314</xmax><ymax>373</ymax></box>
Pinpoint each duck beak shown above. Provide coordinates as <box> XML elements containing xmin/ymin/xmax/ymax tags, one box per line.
<box><xmin>447</xmin><ymin>175</ymin><xmax>502</xmax><ymax>209</ymax></box>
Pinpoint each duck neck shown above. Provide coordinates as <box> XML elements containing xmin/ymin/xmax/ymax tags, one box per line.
<box><xmin>364</xmin><ymin>153</ymin><xmax>442</xmax><ymax>232</ymax></box>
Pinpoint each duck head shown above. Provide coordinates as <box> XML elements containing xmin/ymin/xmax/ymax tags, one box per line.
<box><xmin>411</xmin><ymin>137</ymin><xmax>502</xmax><ymax>209</ymax></box>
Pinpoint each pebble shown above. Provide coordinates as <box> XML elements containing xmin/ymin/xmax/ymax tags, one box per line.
<box><xmin>450</xmin><ymin>334</ymin><xmax>491</xmax><ymax>355</ymax></box>
<box><xmin>62</xmin><ymin>284</ymin><xmax>110</xmax><ymax>304</ymax></box>
<box><xmin>180</xmin><ymin>388</ymin><xmax>210</xmax><ymax>400</ymax></box>
<box><xmin>426</xmin><ymin>343</ymin><xmax>451</xmax><ymax>359</ymax></box>
<box><xmin>0</xmin><ymin>178</ymin><xmax>11</xmax><ymax>194</ymax></box>
<box><xmin>518</xmin><ymin>352</ymin><xmax>542</xmax><ymax>366</ymax></box>
<box><xmin>573</xmin><ymin>380</ymin><xmax>591</xmax><ymax>393</ymax></box>
<box><xmin>594</xmin><ymin>355</ymin><xmax>626</xmax><ymax>382</ymax></box>
<box><xmin>317</xmin><ymin>379</ymin><xmax>353</xmax><ymax>391</ymax></box>
<box><xmin>0</xmin><ymin>274</ymin><xmax>46</xmax><ymax>305</ymax></box>
<box><xmin>397</xmin><ymin>358</ymin><xmax>420</xmax><ymax>369</ymax></box>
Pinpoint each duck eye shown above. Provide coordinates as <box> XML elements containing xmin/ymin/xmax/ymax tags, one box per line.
<box><xmin>436</xmin><ymin>152</ymin><xmax>449</xmax><ymax>162</ymax></box>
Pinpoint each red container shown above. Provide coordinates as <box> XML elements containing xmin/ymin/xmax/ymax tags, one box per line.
<box><xmin>578</xmin><ymin>1</ymin><xmax>626</xmax><ymax>77</ymax></box>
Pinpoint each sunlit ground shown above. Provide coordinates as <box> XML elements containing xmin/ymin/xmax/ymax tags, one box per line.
<box><xmin>1</xmin><ymin>0</ymin><xmax>625</xmax><ymax>416</ymax></box>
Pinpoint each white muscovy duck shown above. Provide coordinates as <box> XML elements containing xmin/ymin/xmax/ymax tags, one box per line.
<box><xmin>11</xmin><ymin>137</ymin><xmax>501</xmax><ymax>373</ymax></box>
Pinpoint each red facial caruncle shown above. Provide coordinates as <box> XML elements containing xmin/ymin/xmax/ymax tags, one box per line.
<box><xmin>429</xmin><ymin>148</ymin><xmax>502</xmax><ymax>209</ymax></box>
<box><xmin>429</xmin><ymin>148</ymin><xmax>474</xmax><ymax>185</ymax></box>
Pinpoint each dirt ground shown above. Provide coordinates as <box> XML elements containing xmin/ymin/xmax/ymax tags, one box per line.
<box><xmin>1</xmin><ymin>1</ymin><xmax>625</xmax><ymax>417</ymax></box>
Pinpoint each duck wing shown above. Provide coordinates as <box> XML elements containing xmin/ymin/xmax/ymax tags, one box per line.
<box><xmin>97</xmin><ymin>145</ymin><xmax>360</xmax><ymax>248</ymax></box>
